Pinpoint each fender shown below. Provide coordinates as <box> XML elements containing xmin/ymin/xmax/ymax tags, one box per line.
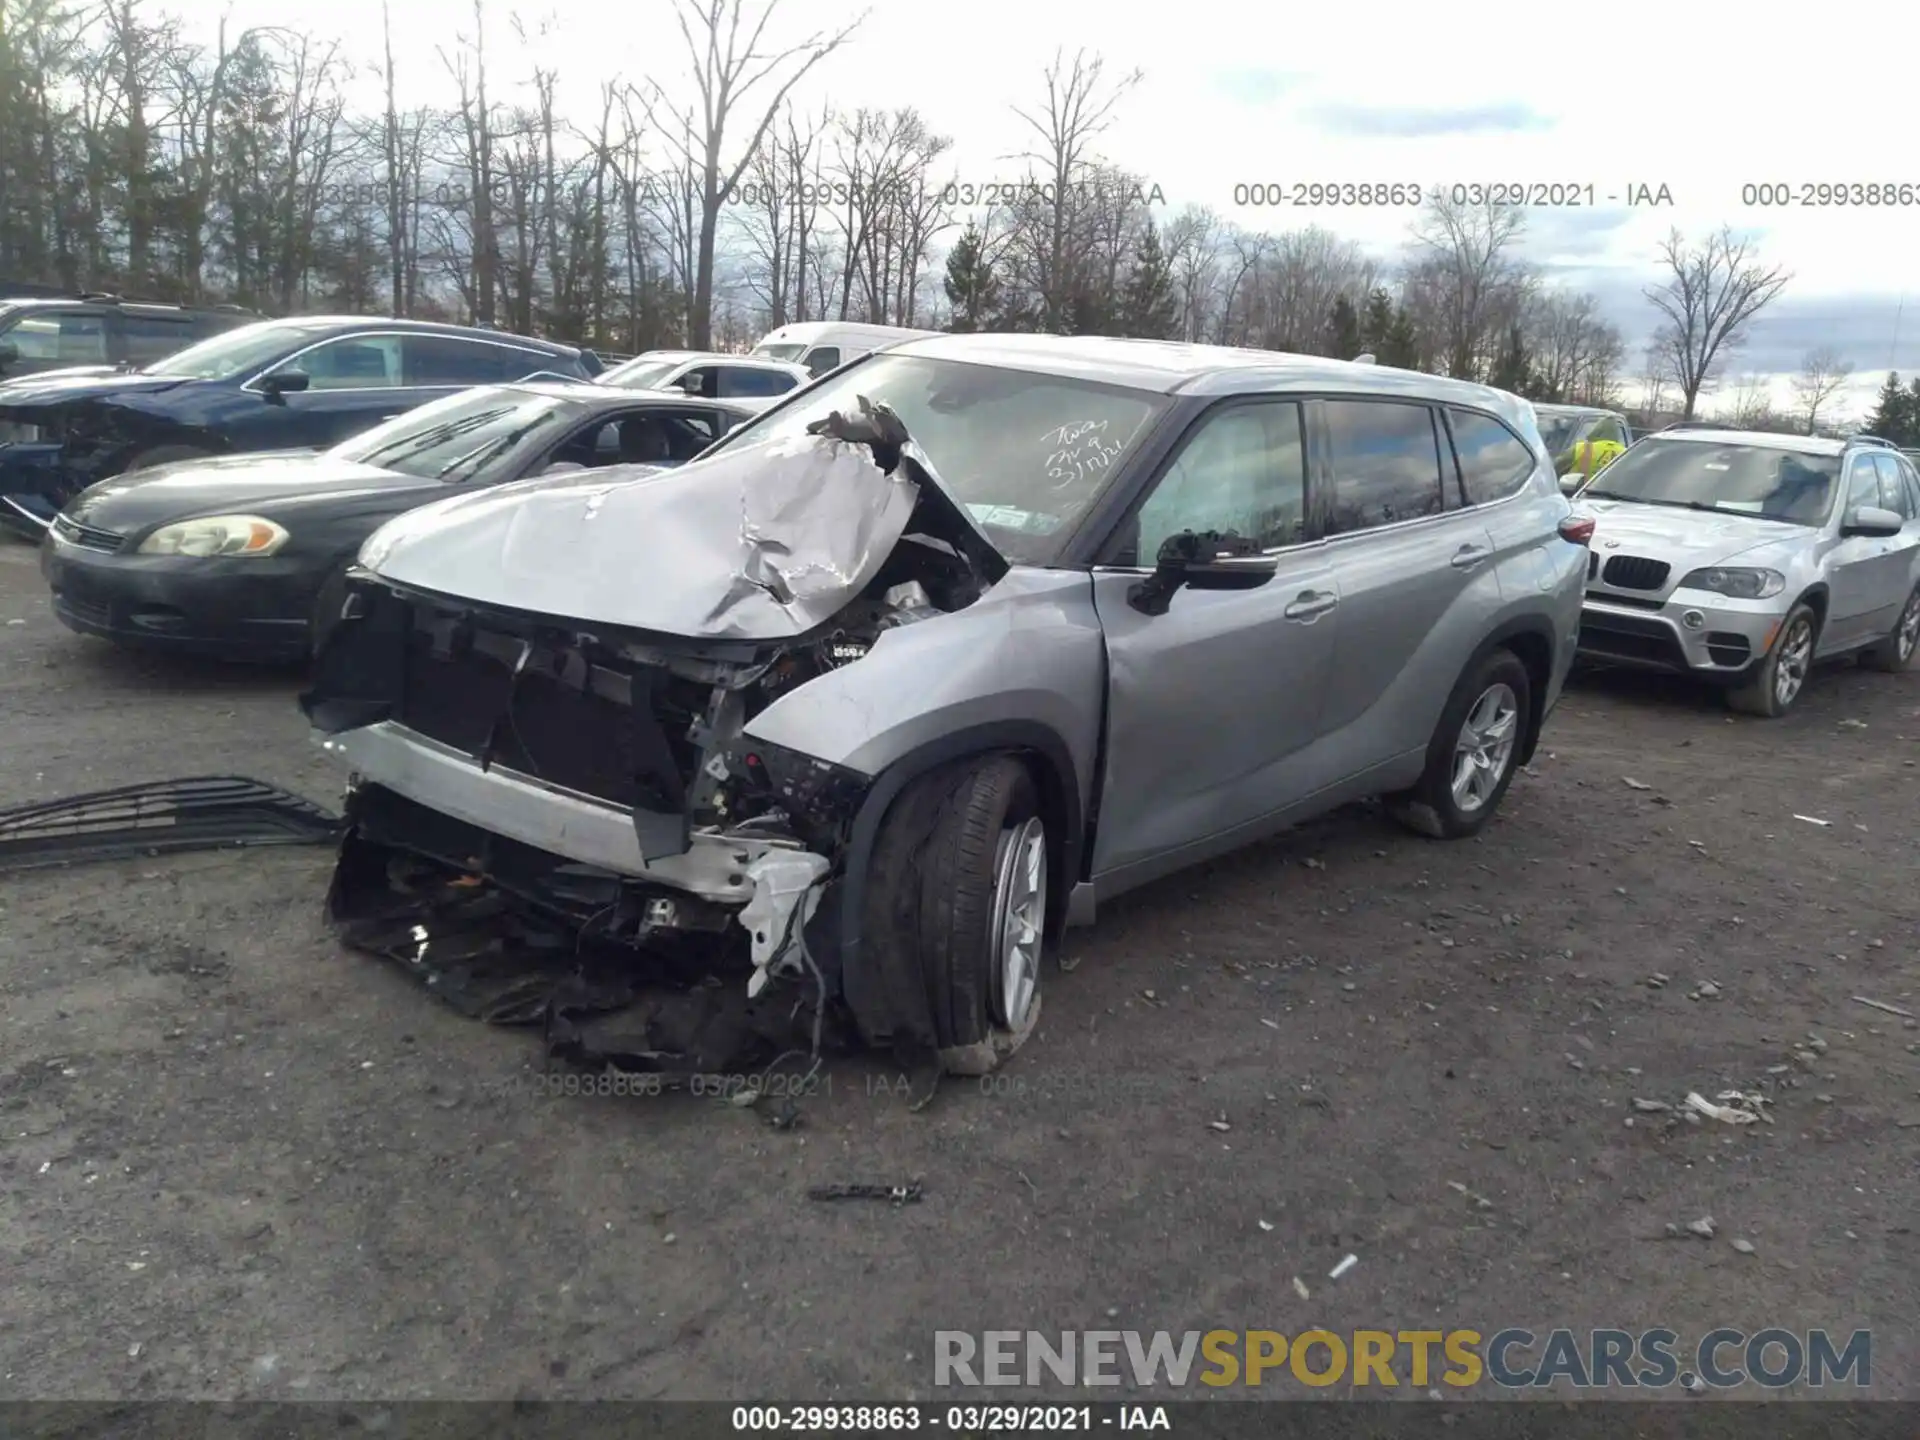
<box><xmin>834</xmin><ymin>719</ymin><xmax>1084</xmax><ymax>1041</ymax></box>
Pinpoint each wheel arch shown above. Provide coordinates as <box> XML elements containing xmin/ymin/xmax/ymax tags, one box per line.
<box><xmin>1473</xmin><ymin>614</ymin><xmax>1560</xmax><ymax>767</ymax></box>
<box><xmin>835</xmin><ymin>720</ymin><xmax>1083</xmax><ymax>1041</ymax></box>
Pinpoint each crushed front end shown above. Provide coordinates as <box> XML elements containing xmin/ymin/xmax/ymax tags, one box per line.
<box><xmin>300</xmin><ymin>401</ymin><xmax>1001</xmax><ymax>1078</ymax></box>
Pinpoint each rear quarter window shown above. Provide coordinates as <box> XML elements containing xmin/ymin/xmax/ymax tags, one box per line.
<box><xmin>1447</xmin><ymin>408</ymin><xmax>1537</xmax><ymax>506</ymax></box>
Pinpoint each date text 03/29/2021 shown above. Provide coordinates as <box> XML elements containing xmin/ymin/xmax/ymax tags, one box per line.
<box><xmin>1228</xmin><ymin>181</ymin><xmax>1674</xmax><ymax>208</ymax></box>
<box><xmin>731</xmin><ymin>1406</ymin><xmax>1168</xmax><ymax>1432</ymax></box>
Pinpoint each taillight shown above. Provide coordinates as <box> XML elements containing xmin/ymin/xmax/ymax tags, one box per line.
<box><xmin>1558</xmin><ymin>514</ymin><xmax>1595</xmax><ymax>545</ymax></box>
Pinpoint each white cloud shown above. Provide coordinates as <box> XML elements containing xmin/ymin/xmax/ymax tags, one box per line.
<box><xmin>176</xmin><ymin>0</ymin><xmax>1914</xmax><ymax>366</ymax></box>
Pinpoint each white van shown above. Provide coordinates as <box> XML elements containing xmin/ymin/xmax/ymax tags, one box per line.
<box><xmin>751</xmin><ymin>321</ymin><xmax>941</xmax><ymax>379</ymax></box>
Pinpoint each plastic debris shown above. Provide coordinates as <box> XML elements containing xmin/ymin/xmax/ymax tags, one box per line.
<box><xmin>1685</xmin><ymin>1091</ymin><xmax>1771</xmax><ymax>1125</ymax></box>
<box><xmin>807</xmin><ymin>1181</ymin><xmax>922</xmax><ymax>1206</ymax></box>
<box><xmin>1686</xmin><ymin>1216</ymin><xmax>1715</xmax><ymax>1239</ymax></box>
<box><xmin>1791</xmin><ymin>815</ymin><xmax>1831</xmax><ymax>827</ymax></box>
<box><xmin>1292</xmin><ymin>1277</ymin><xmax>1310</xmax><ymax>1301</ymax></box>
<box><xmin>1853</xmin><ymin>996</ymin><xmax>1914</xmax><ymax>1019</ymax></box>
<box><xmin>1328</xmin><ymin>1254</ymin><xmax>1358</xmax><ymax>1280</ymax></box>
<box><xmin>1622</xmin><ymin>777</ymin><xmax>1651</xmax><ymax>790</ymax></box>
<box><xmin>1730</xmin><ymin>1239</ymin><xmax>1756</xmax><ymax>1255</ymax></box>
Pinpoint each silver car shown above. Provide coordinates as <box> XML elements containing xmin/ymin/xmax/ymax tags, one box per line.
<box><xmin>302</xmin><ymin>335</ymin><xmax>1588</xmax><ymax>1074</ymax></box>
<box><xmin>1574</xmin><ymin>428</ymin><xmax>1920</xmax><ymax>716</ymax></box>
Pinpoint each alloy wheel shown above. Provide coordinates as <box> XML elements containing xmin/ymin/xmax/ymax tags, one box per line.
<box><xmin>1898</xmin><ymin>591</ymin><xmax>1920</xmax><ymax>662</ymax></box>
<box><xmin>1774</xmin><ymin>616</ymin><xmax>1813</xmax><ymax>707</ymax></box>
<box><xmin>1451</xmin><ymin>682</ymin><xmax>1520</xmax><ymax>813</ymax></box>
<box><xmin>987</xmin><ymin>816</ymin><xmax>1047</xmax><ymax>1031</ymax></box>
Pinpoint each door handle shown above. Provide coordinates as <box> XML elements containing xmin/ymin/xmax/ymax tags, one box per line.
<box><xmin>1283</xmin><ymin>590</ymin><xmax>1338</xmax><ymax>621</ymax></box>
<box><xmin>1450</xmin><ymin>543</ymin><xmax>1492</xmax><ymax>569</ymax></box>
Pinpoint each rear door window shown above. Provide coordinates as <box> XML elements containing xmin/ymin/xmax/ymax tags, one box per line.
<box><xmin>402</xmin><ymin>336</ymin><xmax>515</xmax><ymax>386</ymax></box>
<box><xmin>1322</xmin><ymin>399</ymin><xmax>1447</xmax><ymax>535</ymax></box>
<box><xmin>121</xmin><ymin>314</ymin><xmax>198</xmax><ymax>364</ymax></box>
<box><xmin>716</xmin><ymin>366</ymin><xmax>799</xmax><ymax>398</ymax></box>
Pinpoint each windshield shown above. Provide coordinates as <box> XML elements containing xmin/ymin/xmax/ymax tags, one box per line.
<box><xmin>600</xmin><ymin>357</ymin><xmax>682</xmax><ymax>389</ymax></box>
<box><xmin>1582</xmin><ymin>438</ymin><xmax>1839</xmax><ymax>525</ymax></box>
<box><xmin>1534</xmin><ymin>410</ymin><xmax>1601</xmax><ymax>454</ymax></box>
<box><xmin>699</xmin><ymin>353</ymin><xmax>1169</xmax><ymax>564</ymax></box>
<box><xmin>143</xmin><ymin>320</ymin><xmax>332</xmax><ymax>380</ymax></box>
<box><xmin>330</xmin><ymin>387</ymin><xmax>572</xmax><ymax>481</ymax></box>
<box><xmin>755</xmin><ymin>342</ymin><xmax>807</xmax><ymax>362</ymax></box>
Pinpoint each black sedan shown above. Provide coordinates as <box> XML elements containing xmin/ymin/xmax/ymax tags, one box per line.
<box><xmin>41</xmin><ymin>382</ymin><xmax>753</xmax><ymax>663</ymax></box>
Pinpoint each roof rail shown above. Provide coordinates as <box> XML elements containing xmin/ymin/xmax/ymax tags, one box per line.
<box><xmin>1845</xmin><ymin>433</ymin><xmax>1896</xmax><ymax>449</ymax></box>
<box><xmin>76</xmin><ymin>290</ymin><xmax>122</xmax><ymax>302</ymax></box>
<box><xmin>1659</xmin><ymin>420</ymin><xmax>1728</xmax><ymax>431</ymax></box>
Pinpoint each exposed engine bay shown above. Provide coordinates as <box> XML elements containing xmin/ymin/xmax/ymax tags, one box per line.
<box><xmin>302</xmin><ymin>399</ymin><xmax>1004</xmax><ymax>1081</ymax></box>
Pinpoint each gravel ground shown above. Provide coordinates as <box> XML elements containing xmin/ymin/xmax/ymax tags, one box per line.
<box><xmin>1</xmin><ymin>537</ymin><xmax>1916</xmax><ymax>1401</ymax></box>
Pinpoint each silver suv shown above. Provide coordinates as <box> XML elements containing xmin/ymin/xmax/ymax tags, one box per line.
<box><xmin>1574</xmin><ymin>428</ymin><xmax>1920</xmax><ymax>716</ymax></box>
<box><xmin>303</xmin><ymin>335</ymin><xmax>1588</xmax><ymax>1074</ymax></box>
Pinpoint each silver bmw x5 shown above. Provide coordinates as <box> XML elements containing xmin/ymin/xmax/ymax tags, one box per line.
<box><xmin>302</xmin><ymin>335</ymin><xmax>1587</xmax><ymax>1076</ymax></box>
<box><xmin>1574</xmin><ymin>428</ymin><xmax>1920</xmax><ymax>715</ymax></box>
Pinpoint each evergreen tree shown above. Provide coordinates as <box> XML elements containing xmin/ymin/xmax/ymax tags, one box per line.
<box><xmin>1489</xmin><ymin>324</ymin><xmax>1531</xmax><ymax>394</ymax></box>
<box><xmin>1864</xmin><ymin>371</ymin><xmax>1918</xmax><ymax>445</ymax></box>
<box><xmin>1360</xmin><ymin>287</ymin><xmax>1395</xmax><ymax>354</ymax></box>
<box><xmin>942</xmin><ymin>224</ymin><xmax>1003</xmax><ymax>333</ymax></box>
<box><xmin>1325</xmin><ymin>294</ymin><xmax>1362</xmax><ymax>359</ymax></box>
<box><xmin>1380</xmin><ymin>306</ymin><xmax>1420</xmax><ymax>369</ymax></box>
<box><xmin>1118</xmin><ymin>221</ymin><xmax>1178</xmax><ymax>339</ymax></box>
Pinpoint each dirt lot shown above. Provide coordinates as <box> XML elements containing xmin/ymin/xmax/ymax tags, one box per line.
<box><xmin>1</xmin><ymin>536</ymin><xmax>1916</xmax><ymax>1402</ymax></box>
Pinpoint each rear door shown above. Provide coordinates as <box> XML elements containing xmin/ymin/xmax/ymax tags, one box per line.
<box><xmin>1088</xmin><ymin>398</ymin><xmax>1339</xmax><ymax>883</ymax></box>
<box><xmin>1310</xmin><ymin>397</ymin><xmax>1503</xmax><ymax>766</ymax></box>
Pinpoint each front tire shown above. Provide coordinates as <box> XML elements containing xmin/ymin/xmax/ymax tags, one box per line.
<box><xmin>1861</xmin><ymin>583</ymin><xmax>1920</xmax><ymax>673</ymax></box>
<box><xmin>1727</xmin><ymin>602</ymin><xmax>1817</xmax><ymax>716</ymax></box>
<box><xmin>863</xmin><ymin>754</ymin><xmax>1046</xmax><ymax>1075</ymax></box>
<box><xmin>1387</xmin><ymin>647</ymin><xmax>1531</xmax><ymax>839</ymax></box>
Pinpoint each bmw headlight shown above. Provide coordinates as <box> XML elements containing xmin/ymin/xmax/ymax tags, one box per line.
<box><xmin>1679</xmin><ymin>566</ymin><xmax>1784</xmax><ymax>600</ymax></box>
<box><xmin>136</xmin><ymin>515</ymin><xmax>290</xmax><ymax>557</ymax></box>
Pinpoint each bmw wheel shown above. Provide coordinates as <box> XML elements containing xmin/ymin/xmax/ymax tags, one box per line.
<box><xmin>1861</xmin><ymin>583</ymin><xmax>1920</xmax><ymax>674</ymax></box>
<box><xmin>1728</xmin><ymin>602</ymin><xmax>1818</xmax><ymax>717</ymax></box>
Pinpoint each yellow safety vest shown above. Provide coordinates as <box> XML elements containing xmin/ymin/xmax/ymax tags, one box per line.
<box><xmin>1569</xmin><ymin>438</ymin><xmax>1625</xmax><ymax>476</ymax></box>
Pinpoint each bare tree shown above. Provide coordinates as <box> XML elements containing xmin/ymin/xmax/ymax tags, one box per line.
<box><xmin>1010</xmin><ymin>47</ymin><xmax>1141</xmax><ymax>330</ymax></box>
<box><xmin>1407</xmin><ymin>192</ymin><xmax>1530</xmax><ymax>380</ymax></box>
<box><xmin>1645</xmin><ymin>226</ymin><xmax>1791</xmax><ymax>419</ymax></box>
<box><xmin>1163</xmin><ymin>204</ymin><xmax>1220</xmax><ymax>342</ymax></box>
<box><xmin>1790</xmin><ymin>346</ymin><xmax>1853</xmax><ymax>435</ymax></box>
<box><xmin>648</xmin><ymin>0</ymin><xmax>862</xmax><ymax>348</ymax></box>
<box><xmin>1722</xmin><ymin>372</ymin><xmax>1780</xmax><ymax>430</ymax></box>
<box><xmin>439</xmin><ymin>0</ymin><xmax>499</xmax><ymax>323</ymax></box>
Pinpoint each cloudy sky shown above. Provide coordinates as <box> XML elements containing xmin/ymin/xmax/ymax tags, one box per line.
<box><xmin>191</xmin><ymin>0</ymin><xmax>1918</xmax><ymax>417</ymax></box>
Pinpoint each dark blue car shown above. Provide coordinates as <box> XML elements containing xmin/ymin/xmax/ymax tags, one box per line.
<box><xmin>0</xmin><ymin>315</ymin><xmax>602</xmax><ymax>539</ymax></box>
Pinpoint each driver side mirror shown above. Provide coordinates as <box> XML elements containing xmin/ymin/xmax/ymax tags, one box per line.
<box><xmin>1842</xmin><ymin>505</ymin><xmax>1904</xmax><ymax>538</ymax></box>
<box><xmin>1127</xmin><ymin>530</ymin><xmax>1279</xmax><ymax>616</ymax></box>
<box><xmin>259</xmin><ymin>368</ymin><xmax>310</xmax><ymax>404</ymax></box>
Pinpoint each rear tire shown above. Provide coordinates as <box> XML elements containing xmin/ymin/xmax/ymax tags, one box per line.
<box><xmin>120</xmin><ymin>444</ymin><xmax>212</xmax><ymax>474</ymax></box>
<box><xmin>1387</xmin><ymin>647</ymin><xmax>1531</xmax><ymax>840</ymax></box>
<box><xmin>1860</xmin><ymin>583</ymin><xmax>1920</xmax><ymax>673</ymax></box>
<box><xmin>862</xmin><ymin>754</ymin><xmax>1046</xmax><ymax>1075</ymax></box>
<box><xmin>1727</xmin><ymin>602</ymin><xmax>1818</xmax><ymax>716</ymax></box>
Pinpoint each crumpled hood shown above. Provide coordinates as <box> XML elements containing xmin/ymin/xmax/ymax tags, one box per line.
<box><xmin>0</xmin><ymin>370</ymin><xmax>190</xmax><ymax>408</ymax></box>
<box><xmin>1584</xmin><ymin>498</ymin><xmax>1813</xmax><ymax>567</ymax></box>
<box><xmin>358</xmin><ymin>400</ymin><xmax>1008</xmax><ymax>640</ymax></box>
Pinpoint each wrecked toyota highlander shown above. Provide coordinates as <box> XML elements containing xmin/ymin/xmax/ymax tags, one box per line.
<box><xmin>301</xmin><ymin>334</ymin><xmax>1589</xmax><ymax>1081</ymax></box>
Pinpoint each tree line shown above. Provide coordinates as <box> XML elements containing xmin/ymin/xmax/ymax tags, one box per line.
<box><xmin>0</xmin><ymin>0</ymin><xmax>1809</xmax><ymax>420</ymax></box>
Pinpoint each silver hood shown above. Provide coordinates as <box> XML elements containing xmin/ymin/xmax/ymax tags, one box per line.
<box><xmin>356</xmin><ymin>398</ymin><xmax>1008</xmax><ymax>641</ymax></box>
<box><xmin>1583</xmin><ymin>498</ymin><xmax>1816</xmax><ymax>568</ymax></box>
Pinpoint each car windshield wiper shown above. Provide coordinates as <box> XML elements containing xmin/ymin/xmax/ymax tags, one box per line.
<box><xmin>435</xmin><ymin>416</ymin><xmax>554</xmax><ymax>478</ymax></box>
